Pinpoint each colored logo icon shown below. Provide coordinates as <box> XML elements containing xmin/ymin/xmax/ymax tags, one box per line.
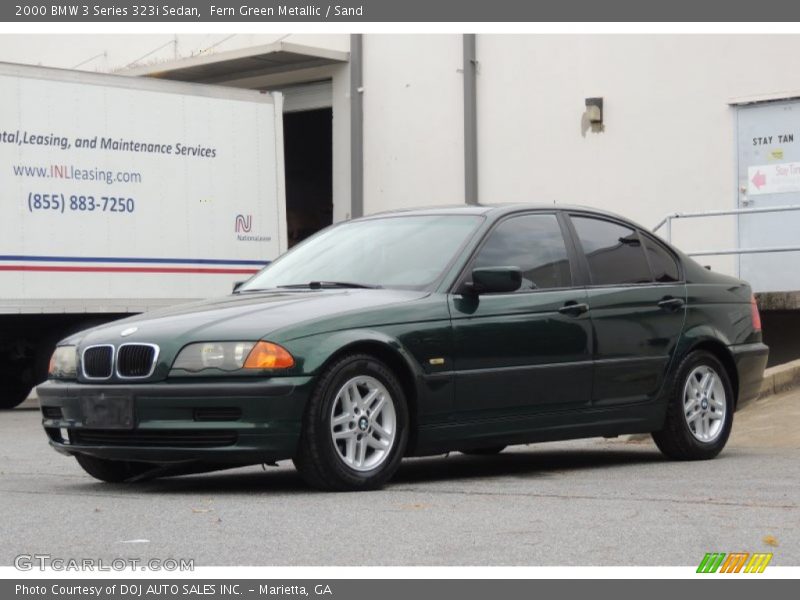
<box><xmin>235</xmin><ymin>214</ymin><xmax>252</xmax><ymax>233</ymax></box>
<box><xmin>696</xmin><ymin>552</ymin><xmax>772</xmax><ymax>573</ymax></box>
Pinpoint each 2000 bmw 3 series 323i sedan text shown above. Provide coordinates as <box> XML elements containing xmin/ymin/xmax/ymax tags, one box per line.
<box><xmin>38</xmin><ymin>205</ymin><xmax>769</xmax><ymax>491</ymax></box>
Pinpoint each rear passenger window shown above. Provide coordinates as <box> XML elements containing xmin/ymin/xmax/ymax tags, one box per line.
<box><xmin>644</xmin><ymin>237</ymin><xmax>680</xmax><ymax>282</ymax></box>
<box><xmin>571</xmin><ymin>216</ymin><xmax>651</xmax><ymax>285</ymax></box>
<box><xmin>473</xmin><ymin>214</ymin><xmax>572</xmax><ymax>290</ymax></box>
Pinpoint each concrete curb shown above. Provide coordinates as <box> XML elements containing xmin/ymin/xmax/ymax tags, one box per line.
<box><xmin>758</xmin><ymin>357</ymin><xmax>800</xmax><ymax>399</ymax></box>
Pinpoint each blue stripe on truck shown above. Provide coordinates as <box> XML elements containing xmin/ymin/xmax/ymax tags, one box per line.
<box><xmin>0</xmin><ymin>255</ymin><xmax>268</xmax><ymax>266</ymax></box>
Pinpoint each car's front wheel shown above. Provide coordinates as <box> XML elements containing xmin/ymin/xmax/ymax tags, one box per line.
<box><xmin>652</xmin><ymin>350</ymin><xmax>734</xmax><ymax>460</ymax></box>
<box><xmin>293</xmin><ymin>353</ymin><xmax>409</xmax><ymax>491</ymax></box>
<box><xmin>75</xmin><ymin>454</ymin><xmax>155</xmax><ymax>483</ymax></box>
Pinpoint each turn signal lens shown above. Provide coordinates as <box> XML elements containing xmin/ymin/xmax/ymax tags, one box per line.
<box><xmin>751</xmin><ymin>294</ymin><xmax>762</xmax><ymax>332</ymax></box>
<box><xmin>243</xmin><ymin>341</ymin><xmax>295</xmax><ymax>369</ymax></box>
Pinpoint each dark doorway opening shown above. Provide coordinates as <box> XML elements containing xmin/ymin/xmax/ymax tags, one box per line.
<box><xmin>761</xmin><ymin>310</ymin><xmax>800</xmax><ymax>367</ymax></box>
<box><xmin>283</xmin><ymin>107</ymin><xmax>333</xmax><ymax>247</ymax></box>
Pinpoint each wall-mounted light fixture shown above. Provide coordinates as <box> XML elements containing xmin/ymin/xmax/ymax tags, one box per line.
<box><xmin>585</xmin><ymin>97</ymin><xmax>603</xmax><ymax>125</ymax></box>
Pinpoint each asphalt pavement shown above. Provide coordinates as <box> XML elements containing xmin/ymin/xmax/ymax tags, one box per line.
<box><xmin>0</xmin><ymin>391</ymin><xmax>797</xmax><ymax>566</ymax></box>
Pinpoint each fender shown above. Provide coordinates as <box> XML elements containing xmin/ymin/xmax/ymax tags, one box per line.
<box><xmin>671</xmin><ymin>325</ymin><xmax>740</xmax><ymax>399</ymax></box>
<box><xmin>676</xmin><ymin>323</ymin><xmax>734</xmax><ymax>354</ymax></box>
<box><xmin>639</xmin><ymin>323</ymin><xmax>735</xmax><ymax>415</ymax></box>
<box><xmin>283</xmin><ymin>328</ymin><xmax>429</xmax><ymax>398</ymax></box>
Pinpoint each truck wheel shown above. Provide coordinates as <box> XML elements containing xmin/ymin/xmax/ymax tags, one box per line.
<box><xmin>293</xmin><ymin>353</ymin><xmax>409</xmax><ymax>491</ymax></box>
<box><xmin>652</xmin><ymin>350</ymin><xmax>734</xmax><ymax>461</ymax></box>
<box><xmin>0</xmin><ymin>383</ymin><xmax>31</xmax><ymax>409</ymax></box>
<box><xmin>75</xmin><ymin>454</ymin><xmax>155</xmax><ymax>483</ymax></box>
<box><xmin>461</xmin><ymin>446</ymin><xmax>506</xmax><ymax>456</ymax></box>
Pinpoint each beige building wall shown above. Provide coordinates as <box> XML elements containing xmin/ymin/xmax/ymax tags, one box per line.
<box><xmin>361</xmin><ymin>35</ymin><xmax>465</xmax><ymax>214</ymax></box>
<box><xmin>475</xmin><ymin>35</ymin><xmax>800</xmax><ymax>273</ymax></box>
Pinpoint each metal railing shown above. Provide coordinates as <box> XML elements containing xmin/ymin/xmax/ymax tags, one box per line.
<box><xmin>652</xmin><ymin>205</ymin><xmax>800</xmax><ymax>257</ymax></box>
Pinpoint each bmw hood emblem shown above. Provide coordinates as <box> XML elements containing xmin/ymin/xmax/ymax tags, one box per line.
<box><xmin>120</xmin><ymin>327</ymin><xmax>138</xmax><ymax>337</ymax></box>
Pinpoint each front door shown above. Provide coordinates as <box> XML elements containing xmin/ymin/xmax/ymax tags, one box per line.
<box><xmin>449</xmin><ymin>212</ymin><xmax>593</xmax><ymax>422</ymax></box>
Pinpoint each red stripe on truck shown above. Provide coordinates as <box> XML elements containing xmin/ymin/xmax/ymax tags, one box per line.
<box><xmin>0</xmin><ymin>265</ymin><xmax>259</xmax><ymax>274</ymax></box>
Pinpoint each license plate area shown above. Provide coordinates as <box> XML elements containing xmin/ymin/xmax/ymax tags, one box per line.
<box><xmin>80</xmin><ymin>394</ymin><xmax>134</xmax><ymax>429</ymax></box>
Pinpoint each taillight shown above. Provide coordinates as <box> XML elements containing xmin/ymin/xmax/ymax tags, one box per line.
<box><xmin>750</xmin><ymin>294</ymin><xmax>762</xmax><ymax>332</ymax></box>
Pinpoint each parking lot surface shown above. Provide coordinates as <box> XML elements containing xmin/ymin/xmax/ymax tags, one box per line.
<box><xmin>1</xmin><ymin>392</ymin><xmax>798</xmax><ymax>566</ymax></box>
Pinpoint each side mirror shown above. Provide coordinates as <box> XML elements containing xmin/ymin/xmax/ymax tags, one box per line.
<box><xmin>232</xmin><ymin>281</ymin><xmax>246</xmax><ymax>293</ymax></box>
<box><xmin>464</xmin><ymin>266</ymin><xmax>522</xmax><ymax>295</ymax></box>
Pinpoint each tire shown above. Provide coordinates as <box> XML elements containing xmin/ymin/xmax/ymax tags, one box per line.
<box><xmin>75</xmin><ymin>454</ymin><xmax>155</xmax><ymax>483</ymax></box>
<box><xmin>461</xmin><ymin>446</ymin><xmax>506</xmax><ymax>456</ymax></box>
<box><xmin>0</xmin><ymin>383</ymin><xmax>31</xmax><ymax>409</ymax></box>
<box><xmin>652</xmin><ymin>350</ymin><xmax>734</xmax><ymax>461</ymax></box>
<box><xmin>293</xmin><ymin>353</ymin><xmax>409</xmax><ymax>491</ymax></box>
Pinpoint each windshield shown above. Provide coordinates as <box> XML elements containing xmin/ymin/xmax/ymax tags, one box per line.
<box><xmin>240</xmin><ymin>214</ymin><xmax>482</xmax><ymax>291</ymax></box>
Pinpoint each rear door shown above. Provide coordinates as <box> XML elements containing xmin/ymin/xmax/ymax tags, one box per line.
<box><xmin>449</xmin><ymin>212</ymin><xmax>593</xmax><ymax>422</ymax></box>
<box><xmin>567</xmin><ymin>214</ymin><xmax>686</xmax><ymax>406</ymax></box>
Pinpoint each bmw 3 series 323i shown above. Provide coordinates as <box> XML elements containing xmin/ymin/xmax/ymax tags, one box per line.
<box><xmin>38</xmin><ymin>205</ymin><xmax>769</xmax><ymax>490</ymax></box>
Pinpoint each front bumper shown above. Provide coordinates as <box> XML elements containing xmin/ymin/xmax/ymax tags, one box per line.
<box><xmin>36</xmin><ymin>376</ymin><xmax>314</xmax><ymax>465</ymax></box>
<box><xmin>731</xmin><ymin>342</ymin><xmax>770</xmax><ymax>411</ymax></box>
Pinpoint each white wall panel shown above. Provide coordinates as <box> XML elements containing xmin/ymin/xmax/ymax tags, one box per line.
<box><xmin>362</xmin><ymin>35</ymin><xmax>464</xmax><ymax>214</ymax></box>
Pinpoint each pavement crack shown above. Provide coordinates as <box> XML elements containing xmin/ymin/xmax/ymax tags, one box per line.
<box><xmin>0</xmin><ymin>488</ymin><xmax>145</xmax><ymax>501</ymax></box>
<box><xmin>390</xmin><ymin>486</ymin><xmax>799</xmax><ymax>510</ymax></box>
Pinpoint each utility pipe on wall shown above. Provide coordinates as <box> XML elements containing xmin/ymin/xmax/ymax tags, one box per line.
<box><xmin>350</xmin><ymin>33</ymin><xmax>364</xmax><ymax>218</ymax></box>
<box><xmin>463</xmin><ymin>34</ymin><xmax>478</xmax><ymax>205</ymax></box>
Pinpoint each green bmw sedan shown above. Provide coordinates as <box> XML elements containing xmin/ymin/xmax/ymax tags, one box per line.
<box><xmin>38</xmin><ymin>205</ymin><xmax>769</xmax><ymax>490</ymax></box>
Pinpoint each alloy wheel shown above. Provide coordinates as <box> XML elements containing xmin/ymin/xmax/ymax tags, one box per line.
<box><xmin>329</xmin><ymin>375</ymin><xmax>397</xmax><ymax>471</ymax></box>
<box><xmin>683</xmin><ymin>365</ymin><xmax>727</xmax><ymax>443</ymax></box>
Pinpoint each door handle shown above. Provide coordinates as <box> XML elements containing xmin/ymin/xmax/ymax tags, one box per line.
<box><xmin>559</xmin><ymin>301</ymin><xmax>590</xmax><ymax>316</ymax></box>
<box><xmin>657</xmin><ymin>297</ymin><xmax>685</xmax><ymax>311</ymax></box>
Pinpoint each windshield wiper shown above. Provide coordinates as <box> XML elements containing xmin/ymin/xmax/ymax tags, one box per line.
<box><xmin>277</xmin><ymin>281</ymin><xmax>382</xmax><ymax>290</ymax></box>
<box><xmin>233</xmin><ymin>287</ymin><xmax>277</xmax><ymax>294</ymax></box>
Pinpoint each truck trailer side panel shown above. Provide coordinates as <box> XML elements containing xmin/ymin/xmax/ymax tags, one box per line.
<box><xmin>0</xmin><ymin>62</ymin><xmax>286</xmax><ymax>407</ymax></box>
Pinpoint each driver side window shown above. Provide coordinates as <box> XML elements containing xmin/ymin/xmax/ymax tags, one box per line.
<box><xmin>473</xmin><ymin>214</ymin><xmax>572</xmax><ymax>291</ymax></box>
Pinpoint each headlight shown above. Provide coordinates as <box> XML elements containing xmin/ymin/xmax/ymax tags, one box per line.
<box><xmin>172</xmin><ymin>341</ymin><xmax>294</xmax><ymax>372</ymax></box>
<box><xmin>49</xmin><ymin>346</ymin><xmax>77</xmax><ymax>379</ymax></box>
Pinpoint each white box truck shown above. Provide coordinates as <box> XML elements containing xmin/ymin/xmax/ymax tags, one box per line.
<box><xmin>0</xmin><ymin>62</ymin><xmax>287</xmax><ymax>408</ymax></box>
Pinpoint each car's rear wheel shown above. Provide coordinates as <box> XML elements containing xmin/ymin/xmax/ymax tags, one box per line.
<box><xmin>75</xmin><ymin>454</ymin><xmax>155</xmax><ymax>483</ymax></box>
<box><xmin>293</xmin><ymin>353</ymin><xmax>409</xmax><ymax>491</ymax></box>
<box><xmin>461</xmin><ymin>446</ymin><xmax>506</xmax><ymax>456</ymax></box>
<box><xmin>652</xmin><ymin>350</ymin><xmax>734</xmax><ymax>460</ymax></box>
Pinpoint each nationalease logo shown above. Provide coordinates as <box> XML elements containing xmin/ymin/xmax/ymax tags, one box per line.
<box><xmin>234</xmin><ymin>214</ymin><xmax>271</xmax><ymax>243</ymax></box>
<box><xmin>235</xmin><ymin>214</ymin><xmax>252</xmax><ymax>233</ymax></box>
<box><xmin>697</xmin><ymin>552</ymin><xmax>772</xmax><ymax>573</ymax></box>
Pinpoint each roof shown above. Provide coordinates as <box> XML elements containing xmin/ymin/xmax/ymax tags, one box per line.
<box><xmin>123</xmin><ymin>41</ymin><xmax>349</xmax><ymax>84</ymax></box>
<box><xmin>364</xmin><ymin>202</ymin><xmax>633</xmax><ymax>221</ymax></box>
<box><xmin>360</xmin><ymin>202</ymin><xmax>657</xmax><ymax>235</ymax></box>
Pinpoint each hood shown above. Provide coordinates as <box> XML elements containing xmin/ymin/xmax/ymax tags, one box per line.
<box><xmin>71</xmin><ymin>289</ymin><xmax>430</xmax><ymax>347</ymax></box>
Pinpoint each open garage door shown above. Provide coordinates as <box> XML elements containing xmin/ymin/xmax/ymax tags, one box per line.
<box><xmin>269</xmin><ymin>81</ymin><xmax>333</xmax><ymax>246</ymax></box>
<box><xmin>275</xmin><ymin>80</ymin><xmax>333</xmax><ymax>113</ymax></box>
